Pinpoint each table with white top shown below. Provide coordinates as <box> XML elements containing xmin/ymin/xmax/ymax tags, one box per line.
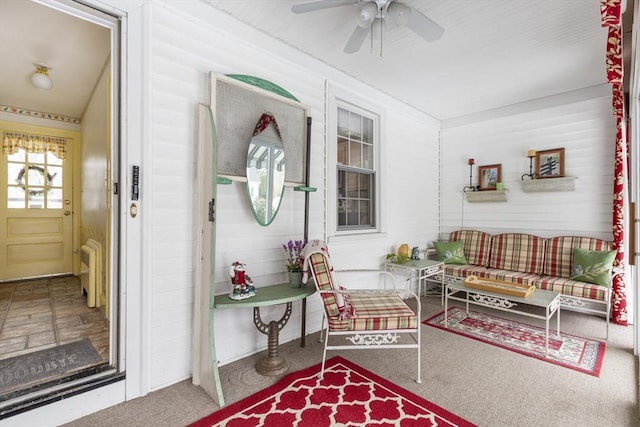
<box><xmin>384</xmin><ymin>258</ymin><xmax>444</xmax><ymax>303</ymax></box>
<box><xmin>444</xmin><ymin>280</ymin><xmax>561</xmax><ymax>356</ymax></box>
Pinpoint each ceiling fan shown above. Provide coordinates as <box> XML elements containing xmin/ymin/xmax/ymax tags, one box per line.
<box><xmin>291</xmin><ymin>0</ymin><xmax>444</xmax><ymax>54</ymax></box>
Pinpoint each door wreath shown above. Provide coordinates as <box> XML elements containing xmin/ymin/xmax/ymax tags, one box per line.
<box><xmin>15</xmin><ymin>165</ymin><xmax>57</xmax><ymax>197</ymax></box>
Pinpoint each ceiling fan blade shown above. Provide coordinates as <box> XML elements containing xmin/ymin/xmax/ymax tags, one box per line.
<box><xmin>406</xmin><ymin>8</ymin><xmax>444</xmax><ymax>42</ymax></box>
<box><xmin>343</xmin><ymin>25</ymin><xmax>370</xmax><ymax>54</ymax></box>
<box><xmin>291</xmin><ymin>0</ymin><xmax>358</xmax><ymax>14</ymax></box>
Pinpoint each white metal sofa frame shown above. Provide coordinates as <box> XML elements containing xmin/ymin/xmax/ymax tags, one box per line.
<box><xmin>305</xmin><ymin>249</ymin><xmax>422</xmax><ymax>383</ymax></box>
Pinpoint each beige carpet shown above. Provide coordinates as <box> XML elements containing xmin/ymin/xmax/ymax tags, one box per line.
<box><xmin>63</xmin><ymin>297</ymin><xmax>639</xmax><ymax>427</ymax></box>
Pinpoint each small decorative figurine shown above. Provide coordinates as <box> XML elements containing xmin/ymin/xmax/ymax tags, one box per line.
<box><xmin>229</xmin><ymin>261</ymin><xmax>256</xmax><ymax>300</ymax></box>
<box><xmin>411</xmin><ymin>246</ymin><xmax>420</xmax><ymax>260</ymax></box>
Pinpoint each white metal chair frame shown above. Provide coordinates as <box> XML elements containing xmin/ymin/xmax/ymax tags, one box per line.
<box><xmin>311</xmin><ymin>268</ymin><xmax>422</xmax><ymax>384</ymax></box>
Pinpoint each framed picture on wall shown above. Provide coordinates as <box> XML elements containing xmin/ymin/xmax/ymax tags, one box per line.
<box><xmin>478</xmin><ymin>164</ymin><xmax>501</xmax><ymax>190</ymax></box>
<box><xmin>536</xmin><ymin>148</ymin><xmax>564</xmax><ymax>178</ymax></box>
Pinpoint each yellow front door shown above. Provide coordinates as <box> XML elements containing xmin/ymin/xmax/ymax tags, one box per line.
<box><xmin>1</xmin><ymin>141</ymin><xmax>73</xmax><ymax>281</ymax></box>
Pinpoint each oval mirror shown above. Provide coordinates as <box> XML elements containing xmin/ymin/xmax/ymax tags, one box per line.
<box><xmin>246</xmin><ymin>113</ymin><xmax>286</xmax><ymax>226</ymax></box>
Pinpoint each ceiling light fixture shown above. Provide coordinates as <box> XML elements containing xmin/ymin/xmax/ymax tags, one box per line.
<box><xmin>31</xmin><ymin>64</ymin><xmax>53</xmax><ymax>91</ymax></box>
<box><xmin>356</xmin><ymin>1</ymin><xmax>412</xmax><ymax>57</ymax></box>
<box><xmin>356</xmin><ymin>2</ymin><xmax>378</xmax><ymax>28</ymax></box>
<box><xmin>387</xmin><ymin>2</ymin><xmax>410</xmax><ymax>26</ymax></box>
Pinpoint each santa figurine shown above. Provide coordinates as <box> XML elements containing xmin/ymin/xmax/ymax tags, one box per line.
<box><xmin>229</xmin><ymin>261</ymin><xmax>256</xmax><ymax>300</ymax></box>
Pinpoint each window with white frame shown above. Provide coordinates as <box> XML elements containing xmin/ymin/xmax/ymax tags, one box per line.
<box><xmin>336</xmin><ymin>105</ymin><xmax>377</xmax><ymax>231</ymax></box>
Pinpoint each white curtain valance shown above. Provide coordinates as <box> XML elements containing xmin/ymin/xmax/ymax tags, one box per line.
<box><xmin>2</xmin><ymin>131</ymin><xmax>67</xmax><ymax>159</ymax></box>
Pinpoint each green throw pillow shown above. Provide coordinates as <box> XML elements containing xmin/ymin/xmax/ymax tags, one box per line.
<box><xmin>570</xmin><ymin>248</ymin><xmax>616</xmax><ymax>287</ymax></box>
<box><xmin>433</xmin><ymin>241</ymin><xmax>467</xmax><ymax>265</ymax></box>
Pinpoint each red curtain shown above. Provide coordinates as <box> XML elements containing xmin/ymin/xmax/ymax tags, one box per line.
<box><xmin>601</xmin><ymin>0</ymin><xmax>628</xmax><ymax>325</ymax></box>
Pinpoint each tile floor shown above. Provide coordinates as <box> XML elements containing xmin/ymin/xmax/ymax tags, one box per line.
<box><xmin>0</xmin><ymin>276</ymin><xmax>110</xmax><ymax>362</ymax></box>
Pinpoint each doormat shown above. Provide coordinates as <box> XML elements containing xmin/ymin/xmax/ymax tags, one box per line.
<box><xmin>0</xmin><ymin>339</ymin><xmax>103</xmax><ymax>395</ymax></box>
<box><xmin>190</xmin><ymin>356</ymin><xmax>476</xmax><ymax>427</ymax></box>
<box><xmin>424</xmin><ymin>308</ymin><xmax>606</xmax><ymax>376</ymax></box>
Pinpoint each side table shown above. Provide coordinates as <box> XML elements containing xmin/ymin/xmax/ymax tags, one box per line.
<box><xmin>214</xmin><ymin>283</ymin><xmax>316</xmax><ymax>376</ymax></box>
<box><xmin>384</xmin><ymin>259</ymin><xmax>444</xmax><ymax>304</ymax></box>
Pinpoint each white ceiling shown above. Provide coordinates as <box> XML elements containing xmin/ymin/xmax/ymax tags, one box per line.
<box><xmin>204</xmin><ymin>0</ymin><xmax>613</xmax><ymax>121</ymax></box>
<box><xmin>0</xmin><ymin>0</ymin><xmax>627</xmax><ymax>123</ymax></box>
<box><xmin>0</xmin><ymin>0</ymin><xmax>110</xmax><ymax>119</ymax></box>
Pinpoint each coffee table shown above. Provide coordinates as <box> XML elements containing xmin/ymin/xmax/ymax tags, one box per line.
<box><xmin>444</xmin><ymin>280</ymin><xmax>561</xmax><ymax>356</ymax></box>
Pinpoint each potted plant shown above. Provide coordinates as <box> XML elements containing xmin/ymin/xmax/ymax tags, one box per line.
<box><xmin>282</xmin><ymin>239</ymin><xmax>306</xmax><ymax>288</ymax></box>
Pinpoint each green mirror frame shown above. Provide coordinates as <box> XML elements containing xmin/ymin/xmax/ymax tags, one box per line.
<box><xmin>246</xmin><ymin>113</ymin><xmax>286</xmax><ymax>226</ymax></box>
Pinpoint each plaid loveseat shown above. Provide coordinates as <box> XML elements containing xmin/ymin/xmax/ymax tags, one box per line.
<box><xmin>439</xmin><ymin>230</ymin><xmax>615</xmax><ymax>334</ymax></box>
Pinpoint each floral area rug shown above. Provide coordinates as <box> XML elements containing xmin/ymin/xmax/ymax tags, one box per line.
<box><xmin>424</xmin><ymin>307</ymin><xmax>605</xmax><ymax>376</ymax></box>
<box><xmin>189</xmin><ymin>356</ymin><xmax>476</xmax><ymax>426</ymax></box>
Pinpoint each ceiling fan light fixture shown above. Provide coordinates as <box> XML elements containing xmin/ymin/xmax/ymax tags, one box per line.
<box><xmin>387</xmin><ymin>2</ymin><xmax>411</xmax><ymax>27</ymax></box>
<box><xmin>31</xmin><ymin>64</ymin><xmax>53</xmax><ymax>91</ymax></box>
<box><xmin>356</xmin><ymin>2</ymin><xmax>378</xmax><ymax>28</ymax></box>
<box><xmin>290</xmin><ymin>0</ymin><xmax>443</xmax><ymax>54</ymax></box>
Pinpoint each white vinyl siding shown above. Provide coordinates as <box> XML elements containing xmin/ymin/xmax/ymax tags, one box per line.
<box><xmin>147</xmin><ymin>1</ymin><xmax>441</xmax><ymax>389</ymax></box>
<box><xmin>440</xmin><ymin>95</ymin><xmax>616</xmax><ymax>240</ymax></box>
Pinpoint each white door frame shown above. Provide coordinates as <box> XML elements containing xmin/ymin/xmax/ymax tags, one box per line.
<box><xmin>46</xmin><ymin>0</ymin><xmax>150</xmax><ymax>400</ymax></box>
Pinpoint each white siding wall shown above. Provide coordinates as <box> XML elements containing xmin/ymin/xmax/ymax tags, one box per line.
<box><xmin>148</xmin><ymin>1</ymin><xmax>440</xmax><ymax>389</ymax></box>
<box><xmin>440</xmin><ymin>95</ymin><xmax>617</xmax><ymax>241</ymax></box>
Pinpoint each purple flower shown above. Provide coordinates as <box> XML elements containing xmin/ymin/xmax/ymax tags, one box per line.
<box><xmin>283</xmin><ymin>239</ymin><xmax>307</xmax><ymax>272</ymax></box>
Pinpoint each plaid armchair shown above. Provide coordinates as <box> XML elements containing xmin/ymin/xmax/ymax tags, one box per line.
<box><xmin>303</xmin><ymin>240</ymin><xmax>422</xmax><ymax>383</ymax></box>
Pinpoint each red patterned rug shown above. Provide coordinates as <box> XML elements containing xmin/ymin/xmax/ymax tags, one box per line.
<box><xmin>425</xmin><ymin>307</ymin><xmax>605</xmax><ymax>376</ymax></box>
<box><xmin>190</xmin><ymin>356</ymin><xmax>475</xmax><ymax>427</ymax></box>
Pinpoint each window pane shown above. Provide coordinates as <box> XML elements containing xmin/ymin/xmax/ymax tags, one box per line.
<box><xmin>47</xmin><ymin>151</ymin><xmax>63</xmax><ymax>165</ymax></box>
<box><xmin>7</xmin><ymin>186</ymin><xmax>24</xmax><ymax>208</ymax></box>
<box><xmin>28</xmin><ymin>189</ymin><xmax>45</xmax><ymax>208</ymax></box>
<box><xmin>28</xmin><ymin>152</ymin><xmax>45</xmax><ymax>163</ymax></box>
<box><xmin>337</xmin><ymin>170</ymin><xmax>346</xmax><ymax>198</ymax></box>
<box><xmin>338</xmin><ymin>212</ymin><xmax>346</xmax><ymax>226</ymax></box>
<box><xmin>349</xmin><ymin>141</ymin><xmax>361</xmax><ymax>168</ymax></box>
<box><xmin>345</xmin><ymin>199</ymin><xmax>357</xmax><ymax>226</ymax></box>
<box><xmin>338</xmin><ymin>108</ymin><xmax>349</xmax><ymax>137</ymax></box>
<box><xmin>27</xmin><ymin>166</ymin><xmax>46</xmax><ymax>186</ymax></box>
<box><xmin>346</xmin><ymin>171</ymin><xmax>358</xmax><ymax>197</ymax></box>
<box><xmin>362</xmin><ymin>144</ymin><xmax>373</xmax><ymax>170</ymax></box>
<box><xmin>348</xmin><ymin>112</ymin><xmax>361</xmax><ymax>140</ymax></box>
<box><xmin>362</xmin><ymin>117</ymin><xmax>373</xmax><ymax>143</ymax></box>
<box><xmin>8</xmin><ymin>150</ymin><xmax>26</xmax><ymax>162</ymax></box>
<box><xmin>48</xmin><ymin>189</ymin><xmax>63</xmax><ymax>208</ymax></box>
<box><xmin>337</xmin><ymin>167</ymin><xmax>347</xmax><ymax>227</ymax></box>
<box><xmin>359</xmin><ymin>200</ymin><xmax>370</xmax><ymax>225</ymax></box>
<box><xmin>48</xmin><ymin>165</ymin><xmax>63</xmax><ymax>187</ymax></box>
<box><xmin>8</xmin><ymin>163</ymin><xmax>22</xmax><ymax>185</ymax></box>
<box><xmin>337</xmin><ymin>137</ymin><xmax>348</xmax><ymax>165</ymax></box>
<box><xmin>359</xmin><ymin>174</ymin><xmax>370</xmax><ymax>198</ymax></box>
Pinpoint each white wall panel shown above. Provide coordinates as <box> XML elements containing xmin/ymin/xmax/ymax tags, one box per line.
<box><xmin>440</xmin><ymin>96</ymin><xmax>616</xmax><ymax>241</ymax></box>
<box><xmin>147</xmin><ymin>0</ymin><xmax>441</xmax><ymax>389</ymax></box>
<box><xmin>383</xmin><ymin>108</ymin><xmax>441</xmax><ymax>253</ymax></box>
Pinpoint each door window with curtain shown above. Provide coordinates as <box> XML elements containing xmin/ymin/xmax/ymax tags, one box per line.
<box><xmin>3</xmin><ymin>131</ymin><xmax>66</xmax><ymax>209</ymax></box>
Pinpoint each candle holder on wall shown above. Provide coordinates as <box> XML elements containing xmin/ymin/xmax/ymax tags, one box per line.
<box><xmin>521</xmin><ymin>150</ymin><xmax>538</xmax><ymax>180</ymax></box>
<box><xmin>463</xmin><ymin>158</ymin><xmax>478</xmax><ymax>192</ymax></box>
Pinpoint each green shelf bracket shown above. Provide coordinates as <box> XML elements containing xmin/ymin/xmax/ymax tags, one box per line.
<box><xmin>217</xmin><ymin>176</ymin><xmax>232</xmax><ymax>185</ymax></box>
<box><xmin>294</xmin><ymin>186</ymin><xmax>317</xmax><ymax>192</ymax></box>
